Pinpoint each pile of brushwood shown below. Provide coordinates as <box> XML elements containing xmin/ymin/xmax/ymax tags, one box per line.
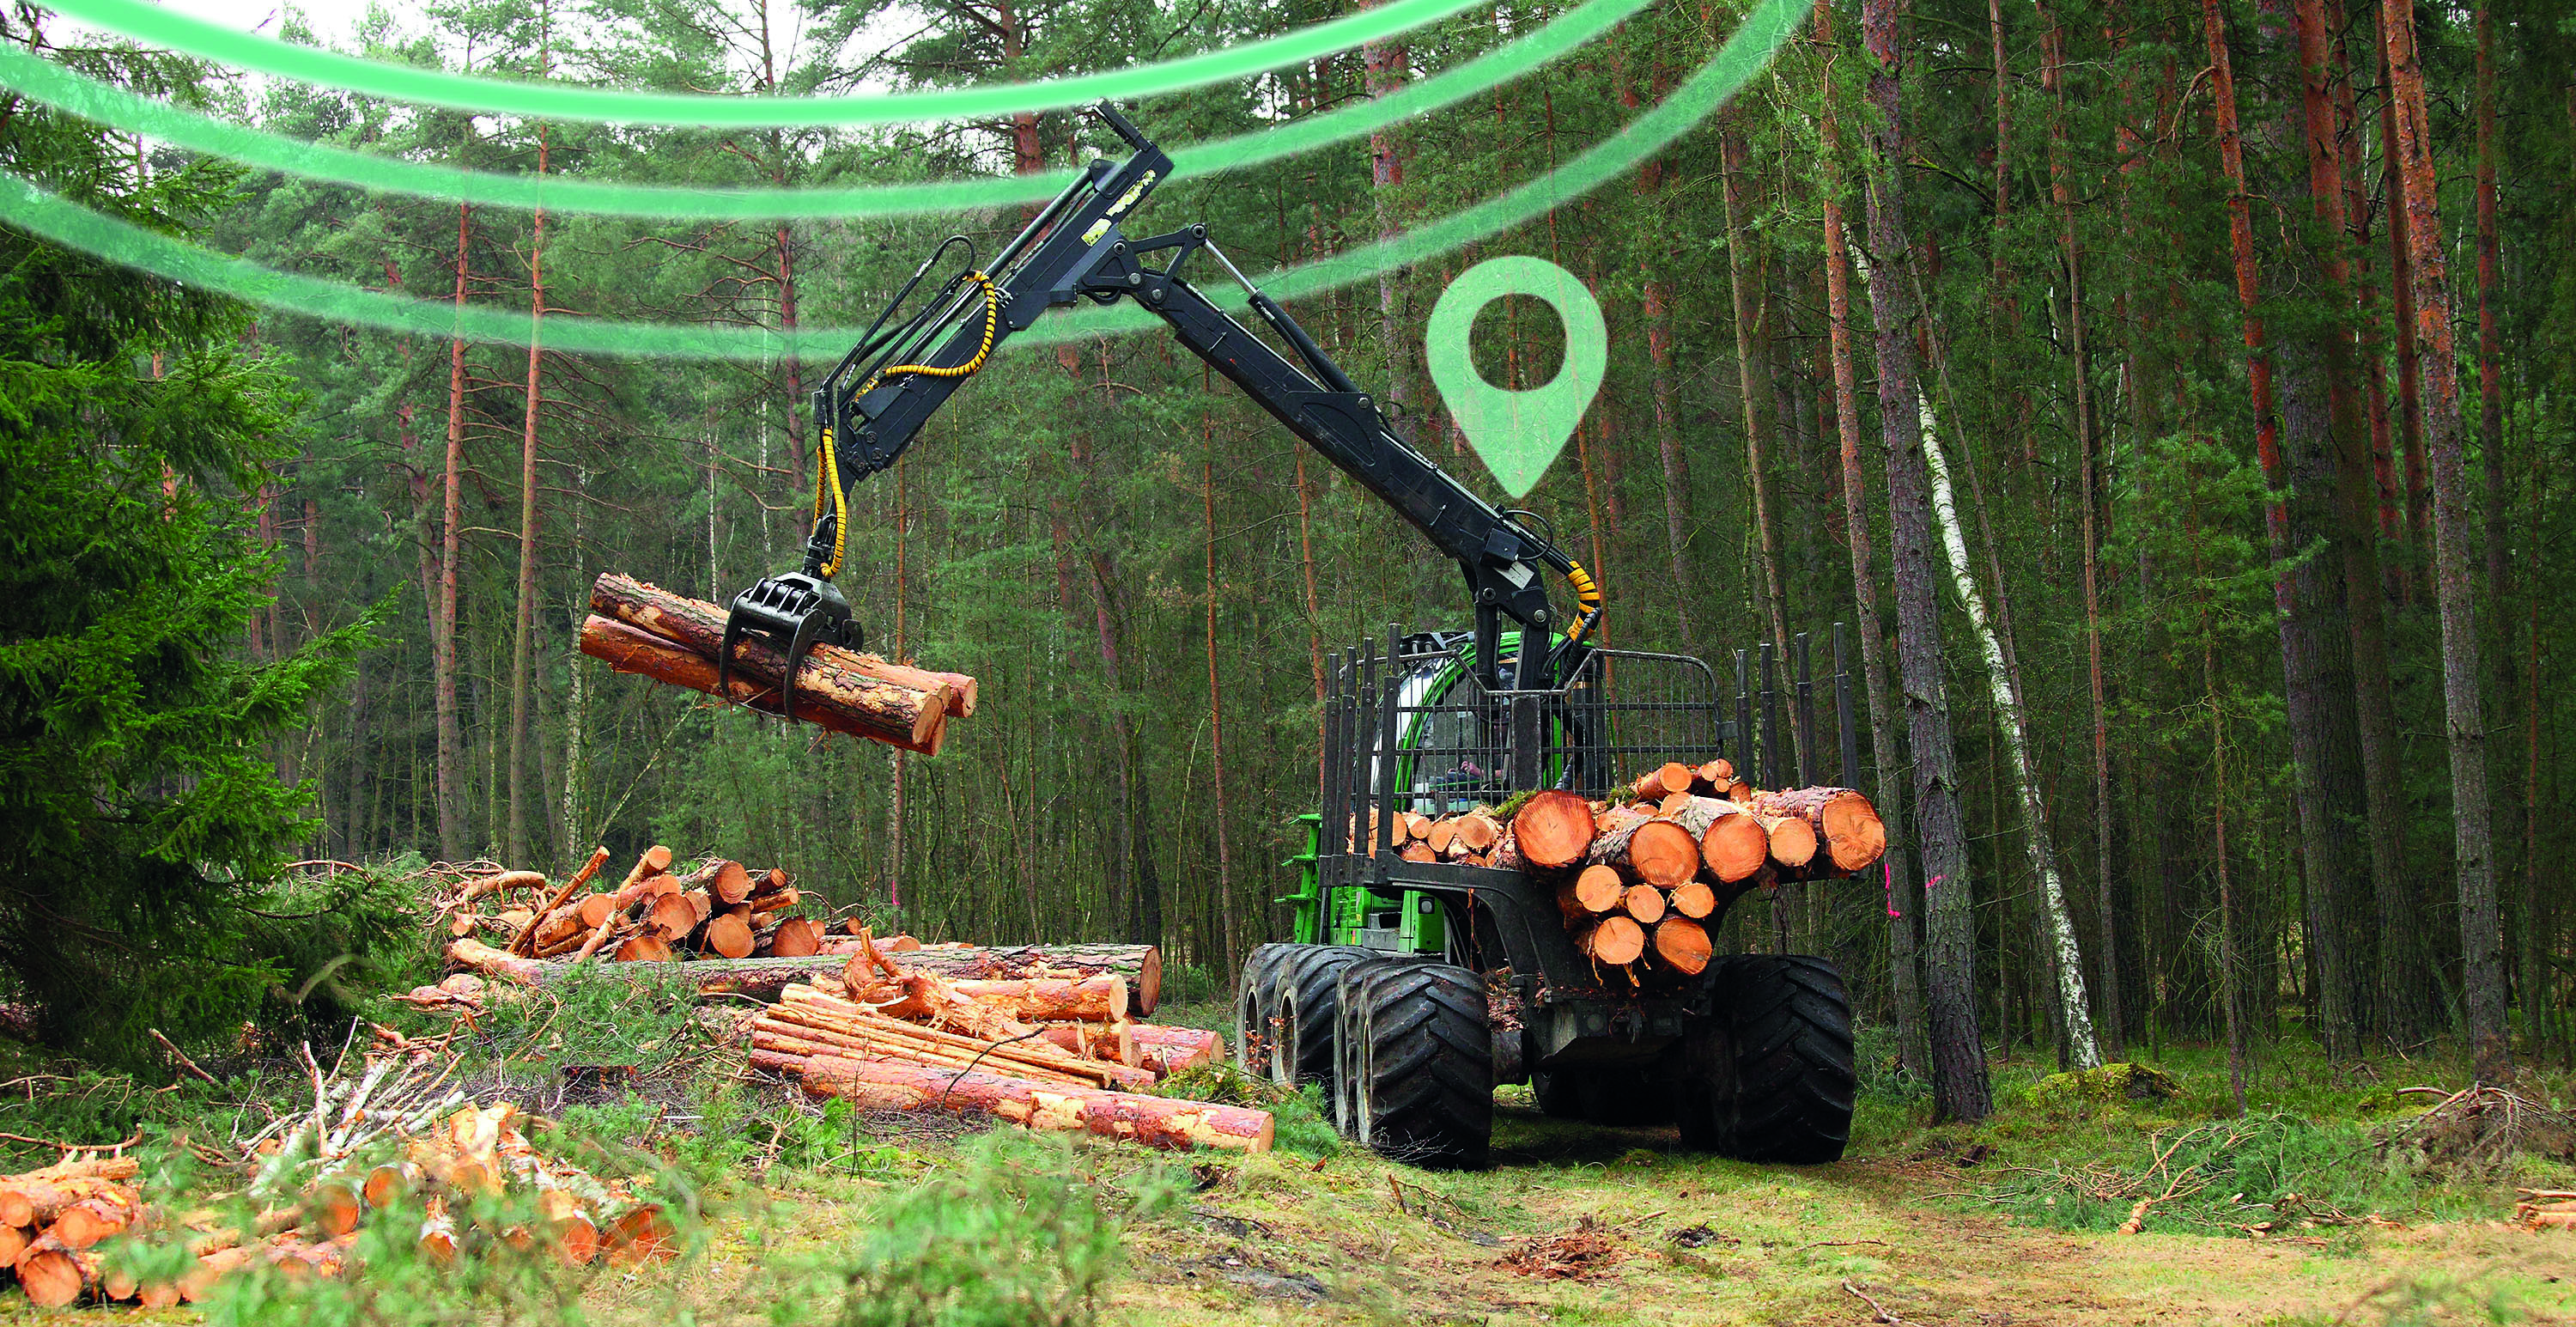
<box><xmin>0</xmin><ymin>1040</ymin><xmax>675</xmax><ymax>1309</ymax></box>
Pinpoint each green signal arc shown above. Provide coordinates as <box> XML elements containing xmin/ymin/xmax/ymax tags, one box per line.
<box><xmin>0</xmin><ymin>0</ymin><xmax>1649</xmax><ymax>220</ymax></box>
<box><xmin>53</xmin><ymin>0</ymin><xmax>1482</xmax><ymax>128</ymax></box>
<box><xmin>0</xmin><ymin>0</ymin><xmax>1807</xmax><ymax>360</ymax></box>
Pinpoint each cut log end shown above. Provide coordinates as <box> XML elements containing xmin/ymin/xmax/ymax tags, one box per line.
<box><xmin>1510</xmin><ymin>791</ymin><xmax>1598</xmax><ymax>870</ymax></box>
<box><xmin>1577</xmin><ymin>915</ymin><xmax>1646</xmax><ymax>966</ymax></box>
<box><xmin>1651</xmin><ymin>918</ymin><xmax>1713</xmax><ymax>975</ymax></box>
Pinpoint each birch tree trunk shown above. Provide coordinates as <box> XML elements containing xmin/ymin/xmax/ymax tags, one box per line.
<box><xmin>1913</xmin><ymin>339</ymin><xmax>2102</xmax><ymax>1069</ymax></box>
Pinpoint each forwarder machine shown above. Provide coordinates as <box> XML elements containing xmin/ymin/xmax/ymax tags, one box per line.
<box><xmin>720</xmin><ymin>106</ymin><xmax>1858</xmax><ymax>1169</ymax></box>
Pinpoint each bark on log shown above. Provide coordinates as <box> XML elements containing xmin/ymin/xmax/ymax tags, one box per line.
<box><xmin>446</xmin><ymin>944</ymin><xmax>1163</xmax><ymax>1010</ymax></box>
<box><xmin>1748</xmin><ymin>787</ymin><xmax>1887</xmax><ymax>874</ymax></box>
<box><xmin>1585</xmin><ymin>807</ymin><xmax>1701</xmax><ymax>887</ymax></box>
<box><xmin>580</xmin><ymin>614</ymin><xmax>945</xmax><ymax>755</ymax></box>
<box><xmin>589</xmin><ymin>574</ymin><xmax>969</xmax><ymax>725</ymax></box>
<box><xmin>1501</xmin><ymin>791</ymin><xmax>1595</xmax><ymax>870</ymax></box>
<box><xmin>1651</xmin><ymin>918</ymin><xmax>1714</xmax><ymax>975</ymax></box>
<box><xmin>0</xmin><ymin>1175</ymin><xmax>131</xmax><ymax>1229</ymax></box>
<box><xmin>1127</xmin><ymin>1024</ymin><xmax>1224</xmax><ymax>1070</ymax></box>
<box><xmin>1038</xmin><ymin>1022</ymin><xmax>1138</xmax><ymax>1065</ymax></box>
<box><xmin>1575</xmin><ymin>915</ymin><xmax>1646</xmax><ymax>965</ymax></box>
<box><xmin>792</xmin><ymin>1054</ymin><xmax>1273</xmax><ymax>1153</ymax></box>
<box><xmin>945</xmin><ymin>976</ymin><xmax>1129</xmax><ymax>1023</ymax></box>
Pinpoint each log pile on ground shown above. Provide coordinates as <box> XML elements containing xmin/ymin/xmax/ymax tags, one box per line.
<box><xmin>581</xmin><ymin>573</ymin><xmax>975</xmax><ymax>755</ymax></box>
<box><xmin>0</xmin><ymin>1051</ymin><xmax>672</xmax><ymax>1310</ymax></box>
<box><xmin>418</xmin><ymin>848</ymin><xmax>841</xmax><ymax>999</ymax></box>
<box><xmin>1365</xmin><ymin>759</ymin><xmax>1886</xmax><ymax>988</ymax></box>
<box><xmin>746</xmin><ymin>934</ymin><xmax>1265</xmax><ymax>1153</ymax></box>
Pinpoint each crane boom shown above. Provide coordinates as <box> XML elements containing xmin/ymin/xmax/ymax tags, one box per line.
<box><xmin>726</xmin><ymin>106</ymin><xmax>1601</xmax><ymax>703</ymax></box>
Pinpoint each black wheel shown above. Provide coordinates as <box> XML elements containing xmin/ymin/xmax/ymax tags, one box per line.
<box><xmin>1674</xmin><ymin>954</ymin><xmax>1856</xmax><ymax>1163</ymax></box>
<box><xmin>1331</xmin><ymin>958</ymin><xmax>1417</xmax><ymax>1136</ymax></box>
<box><xmin>1234</xmin><ymin>943</ymin><xmax>1301</xmax><ymax>1077</ymax></box>
<box><xmin>1346</xmin><ymin>961</ymin><xmax>1492</xmax><ymax>1169</ymax></box>
<box><xmin>1269</xmin><ymin>946</ymin><xmax>1377</xmax><ymax>1093</ymax></box>
<box><xmin>1529</xmin><ymin>1069</ymin><xmax>1584</xmax><ymax>1118</ymax></box>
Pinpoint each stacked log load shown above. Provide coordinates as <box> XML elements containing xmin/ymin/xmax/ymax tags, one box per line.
<box><xmin>1363</xmin><ymin>759</ymin><xmax>1886</xmax><ymax>985</ymax></box>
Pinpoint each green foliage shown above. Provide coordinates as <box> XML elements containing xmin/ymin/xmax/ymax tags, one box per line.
<box><xmin>1979</xmin><ymin>1112</ymin><xmax>2475</xmax><ymax>1236</ymax></box>
<box><xmin>772</xmin><ymin>1130</ymin><xmax>1182</xmax><ymax>1327</ymax></box>
<box><xmin>0</xmin><ymin>24</ymin><xmax>371</xmax><ymax>1068</ymax></box>
<box><xmin>472</xmin><ymin>961</ymin><xmax>704</xmax><ymax>1072</ymax></box>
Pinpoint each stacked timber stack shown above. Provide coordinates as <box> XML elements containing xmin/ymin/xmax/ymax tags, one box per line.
<box><xmin>747</xmin><ymin>936</ymin><xmax>1265</xmax><ymax>1154</ymax></box>
<box><xmin>580</xmin><ymin>572</ymin><xmax>975</xmax><ymax>755</ymax></box>
<box><xmin>0</xmin><ymin>1103</ymin><xmax>672</xmax><ymax>1308</ymax></box>
<box><xmin>1369</xmin><ymin>758</ymin><xmax>1887</xmax><ymax>988</ymax></box>
<box><xmin>434</xmin><ymin>848</ymin><xmax>837</xmax><ymax>976</ymax></box>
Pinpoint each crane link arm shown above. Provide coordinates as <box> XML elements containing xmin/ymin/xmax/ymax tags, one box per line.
<box><xmin>775</xmin><ymin>105</ymin><xmax>1600</xmax><ymax>697</ymax></box>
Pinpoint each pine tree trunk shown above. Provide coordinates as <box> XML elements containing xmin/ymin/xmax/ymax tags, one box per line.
<box><xmin>2036</xmin><ymin>0</ymin><xmax>2123</xmax><ymax>1057</ymax></box>
<box><xmin>2207</xmin><ymin>0</ymin><xmax>2360</xmax><ymax>1061</ymax></box>
<box><xmin>437</xmin><ymin>201</ymin><xmax>471</xmax><ymax>861</ymax></box>
<box><xmin>2376</xmin><ymin>67</ymin><xmax>2430</xmax><ymax>598</ymax></box>
<box><xmin>1862</xmin><ymin>0</ymin><xmax>1990</xmax><ymax>1122</ymax></box>
<box><xmin>1363</xmin><ymin>16</ymin><xmax>1412</xmax><ymax>444</ymax></box>
<box><xmin>1202</xmin><ymin>443</ymin><xmax>1237</xmax><ymax>971</ymax></box>
<box><xmin>2295</xmin><ymin>0</ymin><xmax>2412</xmax><ymax>1050</ymax></box>
<box><xmin>2380</xmin><ymin>0</ymin><xmax>2509</xmax><ymax>1082</ymax></box>
<box><xmin>1818</xmin><ymin>34</ymin><xmax>1927</xmax><ymax>1076</ymax></box>
<box><xmin>509</xmin><ymin>100</ymin><xmax>549</xmax><ymax>871</ymax></box>
<box><xmin>1721</xmin><ymin>132</ymin><xmax>1793</xmax><ymax>702</ymax></box>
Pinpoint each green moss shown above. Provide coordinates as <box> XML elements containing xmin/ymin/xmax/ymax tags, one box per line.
<box><xmin>2028</xmin><ymin>1062</ymin><xmax>2184</xmax><ymax>1114</ymax></box>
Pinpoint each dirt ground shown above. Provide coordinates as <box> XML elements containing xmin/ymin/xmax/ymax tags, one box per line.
<box><xmin>1103</xmin><ymin>1097</ymin><xmax>2576</xmax><ymax>1327</ymax></box>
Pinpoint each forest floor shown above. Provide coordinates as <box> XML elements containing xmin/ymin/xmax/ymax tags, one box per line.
<box><xmin>632</xmin><ymin>1004</ymin><xmax>2576</xmax><ymax>1327</ymax></box>
<box><xmin>7</xmin><ymin>991</ymin><xmax>2573</xmax><ymax>1327</ymax></box>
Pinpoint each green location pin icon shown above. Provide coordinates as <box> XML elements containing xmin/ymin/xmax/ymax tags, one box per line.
<box><xmin>1424</xmin><ymin>255</ymin><xmax>1608</xmax><ymax>498</ymax></box>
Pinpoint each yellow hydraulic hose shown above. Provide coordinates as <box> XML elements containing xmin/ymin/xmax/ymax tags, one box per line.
<box><xmin>812</xmin><ymin>271</ymin><xmax>999</xmax><ymax>577</ymax></box>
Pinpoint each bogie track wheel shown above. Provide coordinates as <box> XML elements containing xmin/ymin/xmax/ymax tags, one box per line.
<box><xmin>1674</xmin><ymin>954</ymin><xmax>1856</xmax><ymax>1163</ymax></box>
<box><xmin>1234</xmin><ymin>943</ymin><xmax>1302</xmax><ymax>1077</ymax></box>
<box><xmin>1269</xmin><ymin>946</ymin><xmax>1378</xmax><ymax>1095</ymax></box>
<box><xmin>1345</xmin><ymin>960</ymin><xmax>1492</xmax><ymax>1169</ymax></box>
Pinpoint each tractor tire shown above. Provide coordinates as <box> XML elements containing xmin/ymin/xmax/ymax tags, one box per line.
<box><xmin>1329</xmin><ymin>958</ymin><xmax>1419</xmax><ymax>1135</ymax></box>
<box><xmin>1528</xmin><ymin>1070</ymin><xmax>1584</xmax><ymax>1119</ymax></box>
<box><xmin>1234</xmin><ymin>943</ymin><xmax>1302</xmax><ymax>1077</ymax></box>
<box><xmin>1674</xmin><ymin>954</ymin><xmax>1856</xmax><ymax>1163</ymax></box>
<box><xmin>1268</xmin><ymin>946</ymin><xmax>1377</xmax><ymax>1093</ymax></box>
<box><xmin>1343</xmin><ymin>960</ymin><xmax>1492</xmax><ymax>1169</ymax></box>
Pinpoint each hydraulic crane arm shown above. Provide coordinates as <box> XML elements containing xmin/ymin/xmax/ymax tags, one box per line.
<box><xmin>725</xmin><ymin>105</ymin><xmax>1602</xmax><ymax>705</ymax></box>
